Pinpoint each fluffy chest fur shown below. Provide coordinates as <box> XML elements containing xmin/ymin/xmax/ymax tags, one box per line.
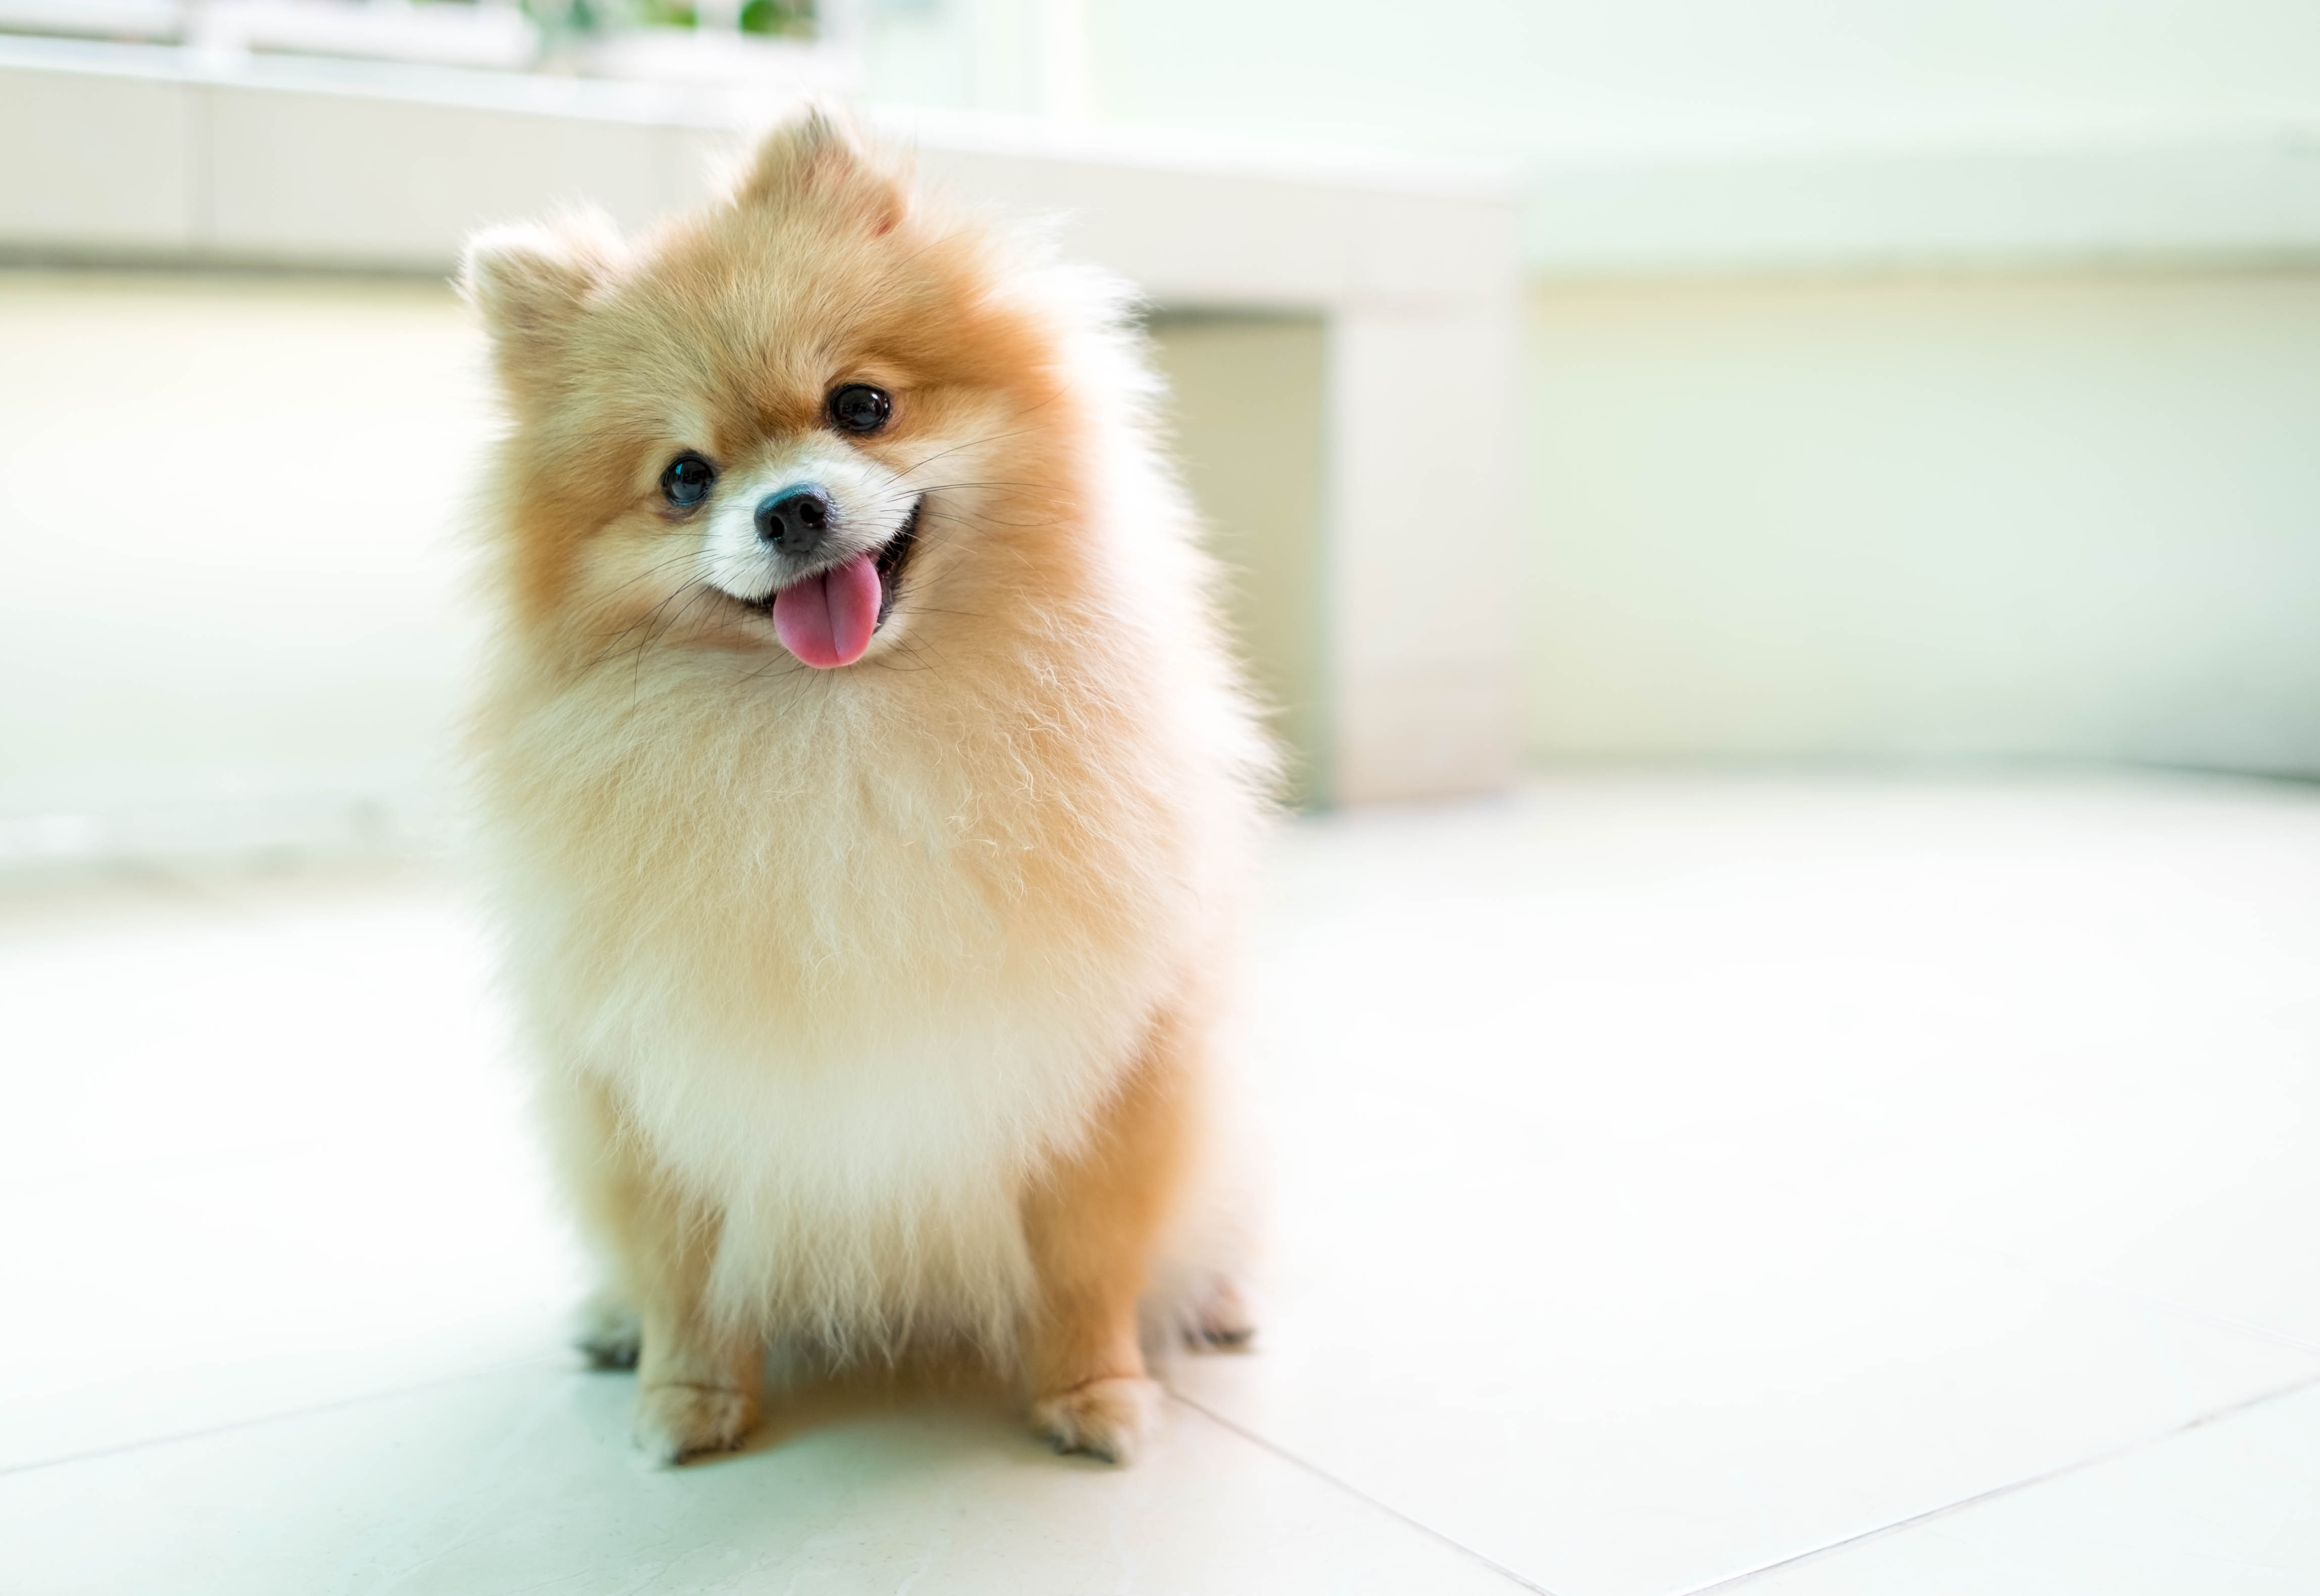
<box><xmin>482</xmin><ymin>637</ymin><xmax>1229</xmax><ymax>1347</ymax></box>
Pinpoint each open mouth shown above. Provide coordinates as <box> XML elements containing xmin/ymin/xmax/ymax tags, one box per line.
<box><xmin>743</xmin><ymin>498</ymin><xmax>921</xmax><ymax>669</ymax></box>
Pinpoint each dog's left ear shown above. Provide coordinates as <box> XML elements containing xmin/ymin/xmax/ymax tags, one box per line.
<box><xmin>736</xmin><ymin>109</ymin><xmax>908</xmax><ymax>237</ymax></box>
<box><xmin>460</xmin><ymin>213</ymin><xmax>621</xmax><ymax>397</ymax></box>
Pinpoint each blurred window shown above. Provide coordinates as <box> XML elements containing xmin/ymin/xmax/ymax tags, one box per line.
<box><xmin>0</xmin><ymin>0</ymin><xmax>836</xmax><ymax>79</ymax></box>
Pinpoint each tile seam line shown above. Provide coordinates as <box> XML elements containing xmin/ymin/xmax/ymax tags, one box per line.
<box><xmin>0</xmin><ymin>1353</ymin><xmax>565</xmax><ymax>1479</ymax></box>
<box><xmin>1671</xmin><ymin>1368</ymin><xmax>2320</xmax><ymax>1596</ymax></box>
<box><xmin>1168</xmin><ymin>1391</ymin><xmax>1562</xmax><ymax>1596</ymax></box>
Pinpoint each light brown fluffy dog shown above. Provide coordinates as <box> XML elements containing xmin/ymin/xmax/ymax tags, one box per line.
<box><xmin>460</xmin><ymin>113</ymin><xmax>1270</xmax><ymax>1466</ymax></box>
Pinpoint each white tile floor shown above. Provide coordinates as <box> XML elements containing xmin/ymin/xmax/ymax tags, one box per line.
<box><xmin>5</xmin><ymin>771</ymin><xmax>2319</xmax><ymax>1593</ymax></box>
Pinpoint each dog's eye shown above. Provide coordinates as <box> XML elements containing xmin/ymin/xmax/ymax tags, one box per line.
<box><xmin>828</xmin><ymin>384</ymin><xmax>892</xmax><ymax>437</ymax></box>
<box><xmin>660</xmin><ymin>454</ymin><xmax>715</xmax><ymax>508</ymax></box>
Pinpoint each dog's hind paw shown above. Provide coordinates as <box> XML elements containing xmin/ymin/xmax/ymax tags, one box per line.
<box><xmin>1030</xmin><ymin>1376</ymin><xmax>1163</xmax><ymax>1465</ymax></box>
<box><xmin>1186</xmin><ymin>1278</ymin><xmax>1256</xmax><ymax>1351</ymax></box>
<box><xmin>574</xmin><ymin>1293</ymin><xmax>642</xmax><ymax>1370</ymax></box>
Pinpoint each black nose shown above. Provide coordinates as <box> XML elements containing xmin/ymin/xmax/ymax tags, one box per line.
<box><xmin>755</xmin><ymin>486</ymin><xmax>832</xmax><ymax>556</ymax></box>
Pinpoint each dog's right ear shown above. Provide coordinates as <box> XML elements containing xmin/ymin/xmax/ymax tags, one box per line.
<box><xmin>459</xmin><ymin>215</ymin><xmax>619</xmax><ymax>395</ymax></box>
<box><xmin>736</xmin><ymin>109</ymin><xmax>907</xmax><ymax>236</ymax></box>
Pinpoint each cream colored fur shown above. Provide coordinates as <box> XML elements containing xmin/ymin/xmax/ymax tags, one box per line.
<box><xmin>462</xmin><ymin>112</ymin><xmax>1269</xmax><ymax>1465</ymax></box>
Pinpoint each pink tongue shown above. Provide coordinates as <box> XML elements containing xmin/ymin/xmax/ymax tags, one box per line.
<box><xmin>771</xmin><ymin>553</ymin><xmax>882</xmax><ymax>668</ymax></box>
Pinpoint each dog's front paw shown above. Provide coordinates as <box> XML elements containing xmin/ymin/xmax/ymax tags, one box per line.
<box><xmin>1030</xmin><ymin>1376</ymin><xmax>1163</xmax><ymax>1465</ymax></box>
<box><xmin>635</xmin><ymin>1381</ymin><xmax>759</xmax><ymax>1465</ymax></box>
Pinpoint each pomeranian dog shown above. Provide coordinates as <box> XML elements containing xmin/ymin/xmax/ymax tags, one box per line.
<box><xmin>459</xmin><ymin>112</ymin><xmax>1270</xmax><ymax>1467</ymax></box>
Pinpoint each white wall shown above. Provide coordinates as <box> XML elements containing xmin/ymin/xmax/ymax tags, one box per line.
<box><xmin>0</xmin><ymin>272</ymin><xmax>490</xmax><ymax>866</ymax></box>
<box><xmin>1523</xmin><ymin>269</ymin><xmax>2320</xmax><ymax>775</ymax></box>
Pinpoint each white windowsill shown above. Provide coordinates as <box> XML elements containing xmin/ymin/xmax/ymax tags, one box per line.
<box><xmin>0</xmin><ymin>34</ymin><xmax>1517</xmax><ymax>301</ymax></box>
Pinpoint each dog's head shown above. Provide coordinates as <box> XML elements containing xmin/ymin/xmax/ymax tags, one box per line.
<box><xmin>463</xmin><ymin>113</ymin><xmax>1107</xmax><ymax>678</ymax></box>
